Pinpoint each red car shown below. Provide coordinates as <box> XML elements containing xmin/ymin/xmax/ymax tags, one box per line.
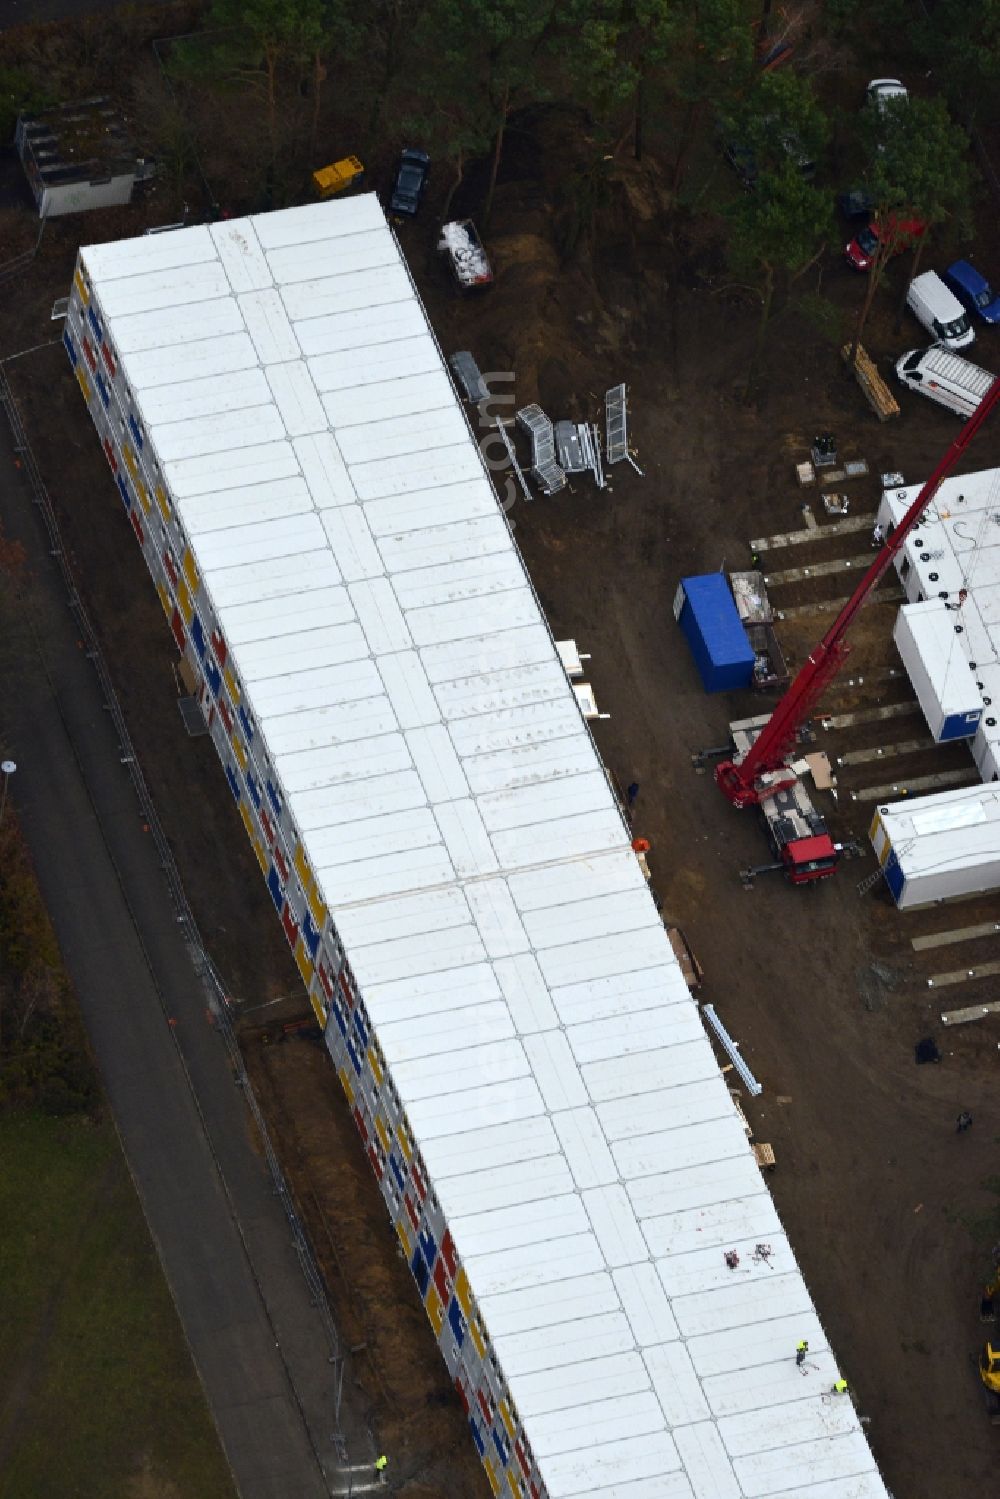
<box><xmin>845</xmin><ymin>214</ymin><xmax>925</xmax><ymax>271</ymax></box>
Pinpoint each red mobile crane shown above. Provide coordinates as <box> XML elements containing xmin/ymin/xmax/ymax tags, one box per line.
<box><xmin>714</xmin><ymin>378</ymin><xmax>1000</xmax><ymax>883</ymax></box>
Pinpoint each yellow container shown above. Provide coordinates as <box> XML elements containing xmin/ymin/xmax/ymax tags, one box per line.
<box><xmin>312</xmin><ymin>155</ymin><xmax>364</xmax><ymax>198</ymax></box>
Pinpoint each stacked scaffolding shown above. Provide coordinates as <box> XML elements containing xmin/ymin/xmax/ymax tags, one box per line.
<box><xmin>516</xmin><ymin>403</ymin><xmax>566</xmax><ymax>494</ymax></box>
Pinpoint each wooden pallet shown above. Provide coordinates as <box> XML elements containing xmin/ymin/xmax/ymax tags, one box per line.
<box><xmin>841</xmin><ymin>343</ymin><xmax>900</xmax><ymax>422</ymax></box>
<box><xmin>753</xmin><ymin>1142</ymin><xmax>777</xmax><ymax>1171</ymax></box>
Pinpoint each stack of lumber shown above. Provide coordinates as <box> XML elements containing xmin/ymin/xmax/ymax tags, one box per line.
<box><xmin>841</xmin><ymin>342</ymin><xmax>900</xmax><ymax>421</ymax></box>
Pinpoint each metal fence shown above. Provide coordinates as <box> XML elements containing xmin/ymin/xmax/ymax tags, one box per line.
<box><xmin>0</xmin><ymin>361</ymin><xmax>348</xmax><ymax>1470</ymax></box>
<box><xmin>0</xmin><ymin>217</ymin><xmax>48</xmax><ymax>290</ymax></box>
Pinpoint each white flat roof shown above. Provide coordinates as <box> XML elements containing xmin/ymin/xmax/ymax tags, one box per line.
<box><xmin>81</xmin><ymin>196</ymin><xmax>889</xmax><ymax>1499</ymax></box>
<box><xmin>875</xmin><ymin>781</ymin><xmax>1000</xmax><ymax>876</ymax></box>
<box><xmin>895</xmin><ymin>597</ymin><xmax>982</xmax><ymax>717</ymax></box>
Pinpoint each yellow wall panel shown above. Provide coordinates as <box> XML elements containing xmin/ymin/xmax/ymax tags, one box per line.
<box><xmin>294</xmin><ymin>936</ymin><xmax>314</xmax><ymax>987</ymax></box>
<box><xmin>396</xmin><ymin>1121</ymin><xmax>413</xmax><ymax>1162</ymax></box>
<box><xmin>176</xmin><ymin>579</ymin><xmax>194</xmax><ymax>626</ymax></box>
<box><xmin>155</xmin><ymin>484</ymin><xmax>171</xmax><ymax>521</ymax></box>
<box><xmin>182</xmin><ymin>548</ymin><xmax>199</xmax><ymax>594</ymax></box>
<box><xmin>395</xmin><ymin>1217</ymin><xmax>412</xmax><ymax>1257</ymax></box>
<box><xmin>425</xmin><ymin>1284</ymin><xmax>445</xmax><ymax>1335</ymax></box>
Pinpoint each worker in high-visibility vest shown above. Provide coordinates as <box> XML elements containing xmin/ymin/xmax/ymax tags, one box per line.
<box><xmin>795</xmin><ymin>1339</ymin><xmax>808</xmax><ymax>1366</ymax></box>
<box><xmin>832</xmin><ymin>1378</ymin><xmax>849</xmax><ymax>1395</ymax></box>
<box><xmin>375</xmin><ymin>1454</ymin><xmax>388</xmax><ymax>1472</ymax></box>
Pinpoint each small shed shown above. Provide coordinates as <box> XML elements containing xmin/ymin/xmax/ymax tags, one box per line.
<box><xmin>674</xmin><ymin>573</ymin><xmax>755</xmax><ymax>692</ymax></box>
<box><xmin>16</xmin><ymin>97</ymin><xmax>152</xmax><ymax>219</ymax></box>
<box><xmin>870</xmin><ymin>784</ymin><xmax>1000</xmax><ymax>907</ymax></box>
<box><xmin>893</xmin><ymin>598</ymin><xmax>982</xmax><ymax>742</ymax></box>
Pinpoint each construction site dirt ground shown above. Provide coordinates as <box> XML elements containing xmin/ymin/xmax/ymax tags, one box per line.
<box><xmin>5</xmin><ymin>125</ymin><xmax>1000</xmax><ymax>1499</ymax></box>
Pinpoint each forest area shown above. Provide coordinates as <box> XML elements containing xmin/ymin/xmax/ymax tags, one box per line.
<box><xmin>2</xmin><ymin>0</ymin><xmax>999</xmax><ymax>395</ymax></box>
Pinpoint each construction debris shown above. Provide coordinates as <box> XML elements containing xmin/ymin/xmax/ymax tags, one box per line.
<box><xmin>438</xmin><ymin>220</ymin><xmax>493</xmax><ymax>288</ymax></box>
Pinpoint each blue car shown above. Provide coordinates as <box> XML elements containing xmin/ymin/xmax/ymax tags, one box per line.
<box><xmin>942</xmin><ymin>260</ymin><xmax>1000</xmax><ymax>324</ymax></box>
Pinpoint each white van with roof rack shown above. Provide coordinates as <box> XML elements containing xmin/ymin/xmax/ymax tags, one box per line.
<box><xmin>895</xmin><ymin>344</ymin><xmax>996</xmax><ymax>417</ymax></box>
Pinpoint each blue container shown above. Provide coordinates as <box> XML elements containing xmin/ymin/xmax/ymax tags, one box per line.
<box><xmin>676</xmin><ymin>574</ymin><xmax>755</xmax><ymax>693</ymax></box>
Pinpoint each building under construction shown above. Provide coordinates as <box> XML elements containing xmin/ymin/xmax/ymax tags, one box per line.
<box><xmin>65</xmin><ymin>194</ymin><xmax>891</xmax><ymax>1499</ymax></box>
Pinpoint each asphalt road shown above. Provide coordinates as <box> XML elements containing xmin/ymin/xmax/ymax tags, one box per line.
<box><xmin>0</xmin><ymin>382</ymin><xmax>340</xmax><ymax>1498</ymax></box>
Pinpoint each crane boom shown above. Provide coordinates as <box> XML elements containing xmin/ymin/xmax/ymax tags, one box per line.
<box><xmin>716</xmin><ymin>378</ymin><xmax>1000</xmax><ymax>808</ymax></box>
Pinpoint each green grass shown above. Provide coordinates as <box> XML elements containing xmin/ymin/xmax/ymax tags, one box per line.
<box><xmin>0</xmin><ymin>1111</ymin><xmax>235</xmax><ymax>1499</ymax></box>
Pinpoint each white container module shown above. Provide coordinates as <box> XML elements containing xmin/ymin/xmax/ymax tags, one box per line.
<box><xmin>871</xmin><ymin>783</ymin><xmax>1000</xmax><ymax>907</ymax></box>
<box><xmin>893</xmin><ymin>598</ymin><xmax>982</xmax><ymax>742</ymax></box>
<box><xmin>66</xmin><ymin>197</ymin><xmax>892</xmax><ymax>1499</ymax></box>
<box><xmin>973</xmin><ymin>662</ymin><xmax>1000</xmax><ymax>780</ymax></box>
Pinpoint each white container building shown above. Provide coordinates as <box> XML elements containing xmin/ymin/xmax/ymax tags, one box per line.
<box><xmin>892</xmin><ymin>598</ymin><xmax>982</xmax><ymax>742</ymax></box>
<box><xmin>972</xmin><ymin>662</ymin><xmax>1000</xmax><ymax>781</ymax></box>
<box><xmin>16</xmin><ymin>97</ymin><xmax>152</xmax><ymax>219</ymax></box>
<box><xmin>878</xmin><ymin>470</ymin><xmax>1000</xmax><ymax>771</ymax></box>
<box><xmin>66</xmin><ymin>196</ymin><xmax>890</xmax><ymax>1499</ymax></box>
<box><xmin>870</xmin><ymin>782</ymin><xmax>1000</xmax><ymax>907</ymax></box>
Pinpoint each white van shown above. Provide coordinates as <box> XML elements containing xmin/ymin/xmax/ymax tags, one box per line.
<box><xmin>906</xmin><ymin>271</ymin><xmax>975</xmax><ymax>350</ymax></box>
<box><xmin>895</xmin><ymin>344</ymin><xmax>996</xmax><ymax>416</ymax></box>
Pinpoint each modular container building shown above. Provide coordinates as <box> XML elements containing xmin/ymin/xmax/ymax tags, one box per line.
<box><xmin>973</xmin><ymin>662</ymin><xmax>1000</xmax><ymax>781</ymax></box>
<box><xmin>870</xmin><ymin>783</ymin><xmax>1000</xmax><ymax>907</ymax></box>
<box><xmin>67</xmin><ymin>196</ymin><xmax>890</xmax><ymax>1499</ymax></box>
<box><xmin>893</xmin><ymin>598</ymin><xmax>983</xmax><ymax>742</ymax></box>
<box><xmin>674</xmin><ymin>575</ymin><xmax>755</xmax><ymax>693</ymax></box>
<box><xmin>878</xmin><ymin>470</ymin><xmax>1000</xmax><ymax>776</ymax></box>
